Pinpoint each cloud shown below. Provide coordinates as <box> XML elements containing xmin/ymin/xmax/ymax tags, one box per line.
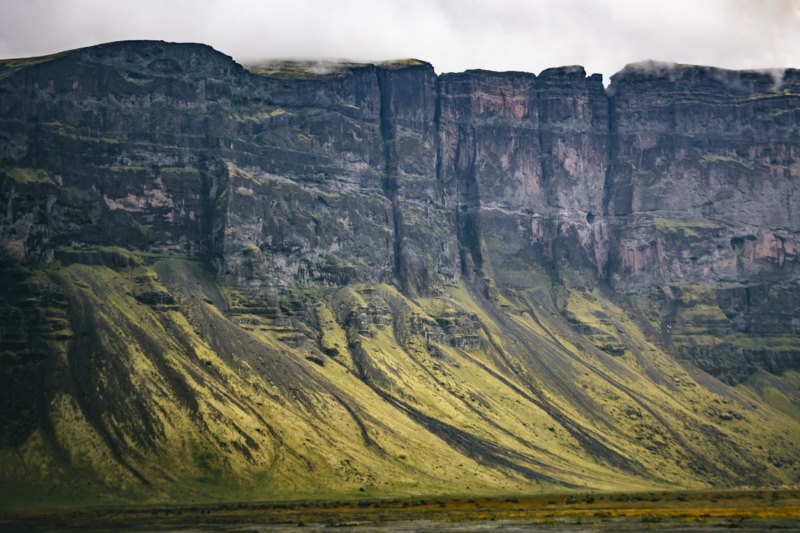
<box><xmin>0</xmin><ymin>0</ymin><xmax>798</xmax><ymax>81</ymax></box>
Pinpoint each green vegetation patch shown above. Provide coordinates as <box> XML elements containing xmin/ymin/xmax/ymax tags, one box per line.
<box><xmin>380</xmin><ymin>58</ymin><xmax>425</xmax><ymax>69</ymax></box>
<box><xmin>700</xmin><ymin>153</ymin><xmax>752</xmax><ymax>169</ymax></box>
<box><xmin>651</xmin><ymin>217</ymin><xmax>721</xmax><ymax>238</ymax></box>
<box><xmin>231</xmin><ymin>108</ymin><xmax>290</xmax><ymax>122</ymax></box>
<box><xmin>225</xmin><ymin>161</ymin><xmax>295</xmax><ymax>187</ymax></box>
<box><xmin>108</xmin><ymin>165</ymin><xmax>147</xmax><ymax>173</ymax></box>
<box><xmin>245</xmin><ymin>60</ymin><xmax>372</xmax><ymax>78</ymax></box>
<box><xmin>1</xmin><ymin>167</ymin><xmax>54</xmax><ymax>184</ymax></box>
<box><xmin>161</xmin><ymin>166</ymin><xmax>199</xmax><ymax>175</ymax></box>
<box><xmin>0</xmin><ymin>51</ymin><xmax>67</xmax><ymax>80</ymax></box>
<box><xmin>563</xmin><ymin>290</ymin><xmax>631</xmax><ymax>357</ymax></box>
<box><xmin>43</xmin><ymin>121</ymin><xmax>119</xmax><ymax>144</ymax></box>
<box><xmin>677</xmin><ymin>303</ymin><xmax>728</xmax><ymax>322</ymax></box>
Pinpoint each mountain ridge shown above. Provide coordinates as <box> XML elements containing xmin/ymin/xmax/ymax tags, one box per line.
<box><xmin>0</xmin><ymin>40</ymin><xmax>799</xmax><ymax>508</ymax></box>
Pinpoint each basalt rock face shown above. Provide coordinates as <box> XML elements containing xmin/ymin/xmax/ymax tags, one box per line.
<box><xmin>606</xmin><ymin>62</ymin><xmax>800</xmax><ymax>289</ymax></box>
<box><xmin>3</xmin><ymin>44</ymin><xmax>796</xmax><ymax>299</ymax></box>
<box><xmin>1</xmin><ymin>42</ymin><xmax>800</xmax><ymax>505</ymax></box>
<box><xmin>605</xmin><ymin>63</ymin><xmax>800</xmax><ymax>382</ymax></box>
<box><xmin>438</xmin><ymin>67</ymin><xmax>611</xmax><ymax>287</ymax></box>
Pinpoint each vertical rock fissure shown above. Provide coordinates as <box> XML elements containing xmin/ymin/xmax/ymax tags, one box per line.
<box><xmin>455</xmin><ymin>128</ymin><xmax>483</xmax><ymax>278</ymax></box>
<box><xmin>535</xmin><ymin>80</ymin><xmax>554</xmax><ymax>208</ymax></box>
<box><xmin>433</xmin><ymin>76</ymin><xmax>445</xmax><ymax>205</ymax></box>
<box><xmin>601</xmin><ymin>91</ymin><xmax>619</xmax><ymax>281</ymax></box>
<box><xmin>199</xmin><ymin>158</ymin><xmax>216</xmax><ymax>262</ymax></box>
<box><xmin>376</xmin><ymin>69</ymin><xmax>407</xmax><ymax>291</ymax></box>
<box><xmin>602</xmin><ymin>91</ymin><xmax>619</xmax><ymax>218</ymax></box>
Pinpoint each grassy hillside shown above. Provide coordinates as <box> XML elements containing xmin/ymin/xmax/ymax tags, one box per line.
<box><xmin>1</xmin><ymin>249</ymin><xmax>798</xmax><ymax>509</ymax></box>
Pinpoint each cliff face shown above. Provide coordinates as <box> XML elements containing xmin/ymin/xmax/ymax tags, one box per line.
<box><xmin>607</xmin><ymin>63</ymin><xmax>800</xmax><ymax>286</ymax></box>
<box><xmin>4</xmin><ymin>44</ymin><xmax>797</xmax><ymax>296</ymax></box>
<box><xmin>1</xmin><ymin>41</ymin><xmax>800</xmax><ymax>506</ymax></box>
<box><xmin>606</xmin><ymin>64</ymin><xmax>800</xmax><ymax>381</ymax></box>
<box><xmin>438</xmin><ymin>67</ymin><xmax>611</xmax><ymax>288</ymax></box>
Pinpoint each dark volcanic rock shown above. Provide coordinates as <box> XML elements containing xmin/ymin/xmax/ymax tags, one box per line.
<box><xmin>1</xmin><ymin>42</ymin><xmax>799</xmax><ymax>386</ymax></box>
<box><xmin>606</xmin><ymin>62</ymin><xmax>800</xmax><ymax>291</ymax></box>
<box><xmin>438</xmin><ymin>66</ymin><xmax>611</xmax><ymax>286</ymax></box>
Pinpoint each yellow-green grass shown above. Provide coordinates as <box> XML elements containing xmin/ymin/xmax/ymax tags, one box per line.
<box><xmin>2</xmin><ymin>255</ymin><xmax>799</xmax><ymax>511</ymax></box>
<box><xmin>1</xmin><ymin>167</ymin><xmax>54</xmax><ymax>184</ymax></box>
<box><xmin>651</xmin><ymin>217</ymin><xmax>722</xmax><ymax>238</ymax></box>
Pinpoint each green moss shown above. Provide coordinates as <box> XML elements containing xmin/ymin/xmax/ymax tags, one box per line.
<box><xmin>161</xmin><ymin>166</ymin><xmax>199</xmax><ymax>174</ymax></box>
<box><xmin>0</xmin><ymin>54</ymin><xmax>63</xmax><ymax>69</ymax></box>
<box><xmin>651</xmin><ymin>218</ymin><xmax>721</xmax><ymax>238</ymax></box>
<box><xmin>673</xmin><ymin>332</ymin><xmax>800</xmax><ymax>353</ymax></box>
<box><xmin>225</xmin><ymin>162</ymin><xmax>271</xmax><ymax>186</ymax></box>
<box><xmin>380</xmin><ymin>59</ymin><xmax>425</xmax><ymax>69</ymax></box>
<box><xmin>615</xmin><ymin>156</ymin><xmax>656</xmax><ymax>184</ymax></box>
<box><xmin>244</xmin><ymin>60</ymin><xmax>371</xmax><ymax>78</ymax></box>
<box><xmin>762</xmin><ymin>384</ymin><xmax>799</xmax><ymax>406</ymax></box>
<box><xmin>43</xmin><ymin>121</ymin><xmax>119</xmax><ymax>144</ymax></box>
<box><xmin>783</xmin><ymin>371</ymin><xmax>800</xmax><ymax>390</ymax></box>
<box><xmin>729</xmin><ymin>334</ymin><xmax>800</xmax><ymax>351</ymax></box>
<box><xmin>231</xmin><ymin>108</ymin><xmax>290</xmax><ymax>122</ymax></box>
<box><xmin>563</xmin><ymin>290</ymin><xmax>632</xmax><ymax>357</ymax></box>
<box><xmin>755</xmin><ymin>386</ymin><xmax>800</xmax><ymax>420</ymax></box>
<box><xmin>671</xmin><ymin>284</ymin><xmax>717</xmax><ymax>306</ymax></box>
<box><xmin>700</xmin><ymin>154</ymin><xmax>752</xmax><ymax>169</ymax></box>
<box><xmin>55</xmin><ymin>245</ymin><xmax>148</xmax><ymax>269</ymax></box>
<box><xmin>1</xmin><ymin>167</ymin><xmax>54</xmax><ymax>184</ymax></box>
<box><xmin>677</xmin><ymin>304</ymin><xmax>728</xmax><ymax>322</ymax></box>
<box><xmin>0</xmin><ymin>51</ymin><xmax>66</xmax><ymax>80</ymax></box>
<box><xmin>108</xmin><ymin>165</ymin><xmax>147</xmax><ymax>173</ymax></box>
<box><xmin>316</xmin><ymin>302</ymin><xmax>351</xmax><ymax>367</ymax></box>
<box><xmin>5</xmin><ymin>242</ymin><xmax>800</xmax><ymax>505</ymax></box>
<box><xmin>218</xmin><ymin>285</ymin><xmax>245</xmax><ymax>309</ymax></box>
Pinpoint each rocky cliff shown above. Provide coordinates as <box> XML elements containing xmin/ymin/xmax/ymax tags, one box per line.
<box><xmin>1</xmin><ymin>41</ymin><xmax>799</xmax><ymax>507</ymax></box>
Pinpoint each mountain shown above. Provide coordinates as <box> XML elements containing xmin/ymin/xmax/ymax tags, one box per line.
<box><xmin>0</xmin><ymin>41</ymin><xmax>799</xmax><ymax>508</ymax></box>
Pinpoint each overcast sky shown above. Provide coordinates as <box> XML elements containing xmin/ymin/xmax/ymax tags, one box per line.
<box><xmin>1</xmin><ymin>0</ymin><xmax>799</xmax><ymax>80</ymax></box>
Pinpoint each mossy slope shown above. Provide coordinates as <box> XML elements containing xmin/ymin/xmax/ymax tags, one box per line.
<box><xmin>1</xmin><ymin>252</ymin><xmax>798</xmax><ymax>509</ymax></box>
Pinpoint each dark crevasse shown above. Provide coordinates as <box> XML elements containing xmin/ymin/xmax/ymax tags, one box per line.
<box><xmin>375</xmin><ymin>68</ymin><xmax>407</xmax><ymax>292</ymax></box>
<box><xmin>454</xmin><ymin>128</ymin><xmax>484</xmax><ymax>278</ymax></box>
<box><xmin>374</xmin><ymin>62</ymin><xmax>457</xmax><ymax>295</ymax></box>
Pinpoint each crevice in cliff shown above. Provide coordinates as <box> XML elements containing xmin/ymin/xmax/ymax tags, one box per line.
<box><xmin>376</xmin><ymin>69</ymin><xmax>408</xmax><ymax>292</ymax></box>
<box><xmin>433</xmin><ymin>77</ymin><xmax>444</xmax><ymax>205</ymax></box>
<box><xmin>535</xmin><ymin>81</ymin><xmax>554</xmax><ymax>209</ymax></box>
<box><xmin>595</xmin><ymin>91</ymin><xmax>619</xmax><ymax>282</ymax></box>
<box><xmin>203</xmin><ymin>158</ymin><xmax>230</xmax><ymax>274</ymax></box>
<box><xmin>455</xmin><ymin>128</ymin><xmax>484</xmax><ymax>278</ymax></box>
<box><xmin>602</xmin><ymin>92</ymin><xmax>619</xmax><ymax>218</ymax></box>
<box><xmin>198</xmin><ymin>157</ymin><xmax>218</xmax><ymax>262</ymax></box>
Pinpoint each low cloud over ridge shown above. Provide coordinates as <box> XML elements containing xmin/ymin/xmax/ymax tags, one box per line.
<box><xmin>0</xmin><ymin>0</ymin><xmax>798</xmax><ymax>79</ymax></box>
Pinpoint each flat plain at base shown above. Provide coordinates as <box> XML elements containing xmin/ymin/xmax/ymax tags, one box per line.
<box><xmin>1</xmin><ymin>489</ymin><xmax>800</xmax><ymax>531</ymax></box>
